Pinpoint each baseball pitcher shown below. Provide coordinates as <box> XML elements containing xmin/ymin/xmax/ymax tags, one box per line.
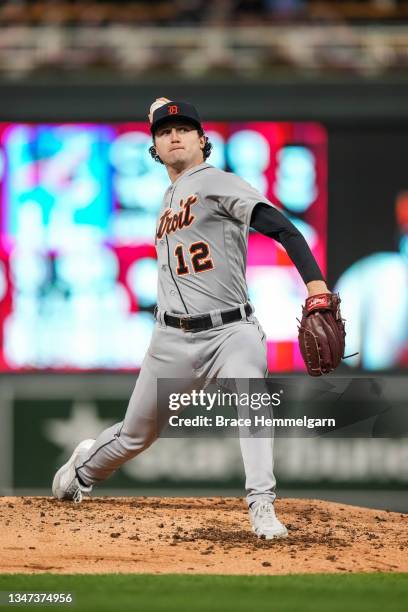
<box><xmin>52</xmin><ymin>99</ymin><xmax>346</xmax><ymax>539</ymax></box>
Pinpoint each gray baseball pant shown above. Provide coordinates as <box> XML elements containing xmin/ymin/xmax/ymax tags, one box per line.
<box><xmin>76</xmin><ymin>310</ymin><xmax>276</xmax><ymax>507</ymax></box>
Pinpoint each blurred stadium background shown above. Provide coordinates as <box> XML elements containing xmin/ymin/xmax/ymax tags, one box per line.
<box><xmin>0</xmin><ymin>0</ymin><xmax>407</xmax><ymax>511</ymax></box>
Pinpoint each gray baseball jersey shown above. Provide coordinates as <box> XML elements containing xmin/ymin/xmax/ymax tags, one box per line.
<box><xmin>75</xmin><ymin>161</ymin><xmax>277</xmax><ymax>508</ymax></box>
<box><xmin>156</xmin><ymin>162</ymin><xmax>272</xmax><ymax>314</ymax></box>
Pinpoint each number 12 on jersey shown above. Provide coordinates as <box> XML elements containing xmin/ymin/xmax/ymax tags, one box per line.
<box><xmin>174</xmin><ymin>241</ymin><xmax>214</xmax><ymax>275</ymax></box>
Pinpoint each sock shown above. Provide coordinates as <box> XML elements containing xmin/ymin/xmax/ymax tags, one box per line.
<box><xmin>76</xmin><ymin>469</ymin><xmax>90</xmax><ymax>488</ymax></box>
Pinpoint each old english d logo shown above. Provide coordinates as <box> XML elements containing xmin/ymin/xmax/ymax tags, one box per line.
<box><xmin>168</xmin><ymin>105</ymin><xmax>179</xmax><ymax>115</ymax></box>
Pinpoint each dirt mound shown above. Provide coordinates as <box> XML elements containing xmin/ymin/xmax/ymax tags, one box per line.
<box><xmin>1</xmin><ymin>496</ymin><xmax>407</xmax><ymax>575</ymax></box>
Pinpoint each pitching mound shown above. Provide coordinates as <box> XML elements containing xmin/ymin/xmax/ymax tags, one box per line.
<box><xmin>1</xmin><ymin>497</ymin><xmax>407</xmax><ymax>575</ymax></box>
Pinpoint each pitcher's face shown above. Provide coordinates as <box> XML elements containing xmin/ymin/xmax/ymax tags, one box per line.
<box><xmin>154</xmin><ymin>122</ymin><xmax>205</xmax><ymax>169</ymax></box>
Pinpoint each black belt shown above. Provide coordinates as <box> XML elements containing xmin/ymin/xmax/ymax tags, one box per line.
<box><xmin>157</xmin><ymin>303</ymin><xmax>253</xmax><ymax>332</ymax></box>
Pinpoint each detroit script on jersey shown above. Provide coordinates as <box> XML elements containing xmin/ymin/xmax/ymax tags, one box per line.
<box><xmin>155</xmin><ymin>162</ymin><xmax>272</xmax><ymax>315</ymax></box>
<box><xmin>156</xmin><ymin>195</ymin><xmax>198</xmax><ymax>240</ymax></box>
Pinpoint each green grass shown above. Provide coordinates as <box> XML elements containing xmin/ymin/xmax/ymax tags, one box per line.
<box><xmin>0</xmin><ymin>573</ymin><xmax>407</xmax><ymax>612</ymax></box>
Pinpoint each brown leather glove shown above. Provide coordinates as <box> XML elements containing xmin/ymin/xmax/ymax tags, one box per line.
<box><xmin>298</xmin><ymin>293</ymin><xmax>346</xmax><ymax>376</ymax></box>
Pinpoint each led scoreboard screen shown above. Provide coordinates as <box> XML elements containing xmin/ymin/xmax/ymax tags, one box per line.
<box><xmin>0</xmin><ymin>122</ymin><xmax>327</xmax><ymax>371</ymax></box>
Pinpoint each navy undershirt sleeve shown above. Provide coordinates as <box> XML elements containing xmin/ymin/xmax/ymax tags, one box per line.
<box><xmin>250</xmin><ymin>202</ymin><xmax>325</xmax><ymax>285</ymax></box>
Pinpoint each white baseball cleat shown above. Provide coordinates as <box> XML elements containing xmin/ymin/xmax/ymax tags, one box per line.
<box><xmin>249</xmin><ymin>500</ymin><xmax>288</xmax><ymax>539</ymax></box>
<box><xmin>52</xmin><ymin>439</ymin><xmax>95</xmax><ymax>503</ymax></box>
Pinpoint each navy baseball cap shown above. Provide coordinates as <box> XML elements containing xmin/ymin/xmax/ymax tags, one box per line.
<box><xmin>150</xmin><ymin>101</ymin><xmax>202</xmax><ymax>134</ymax></box>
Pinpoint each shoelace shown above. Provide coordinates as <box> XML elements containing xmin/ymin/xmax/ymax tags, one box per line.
<box><xmin>65</xmin><ymin>480</ymin><xmax>83</xmax><ymax>504</ymax></box>
<box><xmin>73</xmin><ymin>488</ymin><xmax>83</xmax><ymax>504</ymax></box>
<box><xmin>252</xmin><ymin>502</ymin><xmax>277</xmax><ymax>526</ymax></box>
